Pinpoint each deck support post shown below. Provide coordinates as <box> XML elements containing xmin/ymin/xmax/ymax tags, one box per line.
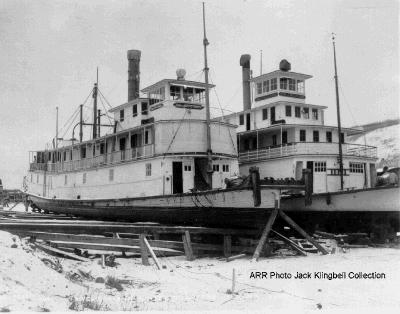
<box><xmin>139</xmin><ymin>234</ymin><xmax>150</xmax><ymax>266</ymax></box>
<box><xmin>279</xmin><ymin>210</ymin><xmax>328</xmax><ymax>255</ymax></box>
<box><xmin>252</xmin><ymin>207</ymin><xmax>279</xmax><ymax>261</ymax></box>
<box><xmin>182</xmin><ymin>230</ymin><xmax>194</xmax><ymax>261</ymax></box>
<box><xmin>143</xmin><ymin>236</ymin><xmax>161</xmax><ymax>270</ymax></box>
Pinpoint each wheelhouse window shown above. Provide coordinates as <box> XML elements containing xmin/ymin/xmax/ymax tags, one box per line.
<box><xmin>256</xmin><ymin>82</ymin><xmax>262</xmax><ymax>95</ymax></box>
<box><xmin>262</xmin><ymin>108</ymin><xmax>268</xmax><ymax>120</ymax></box>
<box><xmin>350</xmin><ymin>162</ymin><xmax>364</xmax><ymax>173</ymax></box>
<box><xmin>326</xmin><ymin>131</ymin><xmax>332</xmax><ymax>143</ymax></box>
<box><xmin>280</xmin><ymin>78</ymin><xmax>288</xmax><ymax>90</ymax></box>
<box><xmin>262</xmin><ymin>80</ymin><xmax>269</xmax><ymax>93</ymax></box>
<box><xmin>297</xmin><ymin>80</ymin><xmax>304</xmax><ymax>93</ymax></box>
<box><xmin>271</xmin><ymin>78</ymin><xmax>277</xmax><ymax>90</ymax></box>
<box><xmin>285</xmin><ymin>106</ymin><xmax>292</xmax><ymax>117</ymax></box>
<box><xmin>313</xmin><ymin>130</ymin><xmax>319</xmax><ymax>142</ymax></box>
<box><xmin>132</xmin><ymin>104</ymin><xmax>138</xmax><ymax>117</ymax></box>
<box><xmin>312</xmin><ymin>109</ymin><xmax>318</xmax><ymax>120</ymax></box>
<box><xmin>295</xmin><ymin>106</ymin><xmax>301</xmax><ymax>118</ymax></box>
<box><xmin>120</xmin><ymin>109</ymin><xmax>125</xmax><ymax>122</ymax></box>
<box><xmin>314</xmin><ymin>162</ymin><xmax>326</xmax><ymax>172</ymax></box>
<box><xmin>149</xmin><ymin>87</ymin><xmax>165</xmax><ymax>105</ymax></box>
<box><xmin>300</xmin><ymin>130</ymin><xmax>306</xmax><ymax>142</ymax></box>
<box><xmin>183</xmin><ymin>87</ymin><xmax>195</xmax><ymax>101</ymax></box>
<box><xmin>288</xmin><ymin>78</ymin><xmax>296</xmax><ymax>91</ymax></box>
<box><xmin>170</xmin><ymin>85</ymin><xmax>181</xmax><ymax>100</ymax></box>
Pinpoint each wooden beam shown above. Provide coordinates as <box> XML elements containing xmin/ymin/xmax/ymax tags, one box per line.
<box><xmin>226</xmin><ymin>253</ymin><xmax>246</xmax><ymax>262</ymax></box>
<box><xmin>252</xmin><ymin>208</ymin><xmax>279</xmax><ymax>261</ymax></box>
<box><xmin>271</xmin><ymin>229</ymin><xmax>307</xmax><ymax>256</ymax></box>
<box><xmin>279</xmin><ymin>210</ymin><xmax>328</xmax><ymax>255</ymax></box>
<box><xmin>182</xmin><ymin>231</ymin><xmax>194</xmax><ymax>261</ymax></box>
<box><xmin>223</xmin><ymin>235</ymin><xmax>232</xmax><ymax>257</ymax></box>
<box><xmin>143</xmin><ymin>237</ymin><xmax>161</xmax><ymax>270</ymax></box>
<box><xmin>139</xmin><ymin>234</ymin><xmax>150</xmax><ymax>266</ymax></box>
<box><xmin>35</xmin><ymin>243</ymin><xmax>90</xmax><ymax>262</ymax></box>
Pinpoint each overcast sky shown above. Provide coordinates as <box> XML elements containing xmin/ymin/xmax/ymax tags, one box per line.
<box><xmin>0</xmin><ymin>0</ymin><xmax>398</xmax><ymax>188</ymax></box>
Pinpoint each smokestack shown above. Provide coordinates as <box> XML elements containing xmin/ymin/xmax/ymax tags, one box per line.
<box><xmin>127</xmin><ymin>50</ymin><xmax>141</xmax><ymax>102</ymax></box>
<box><xmin>240</xmin><ymin>54</ymin><xmax>251</xmax><ymax>111</ymax></box>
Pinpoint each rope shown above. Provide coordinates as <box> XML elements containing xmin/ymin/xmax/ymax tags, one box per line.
<box><xmin>163</xmin><ymin>110</ymin><xmax>188</xmax><ymax>158</ymax></box>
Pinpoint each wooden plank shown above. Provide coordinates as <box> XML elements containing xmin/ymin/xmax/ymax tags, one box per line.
<box><xmin>252</xmin><ymin>208</ymin><xmax>279</xmax><ymax>261</ymax></box>
<box><xmin>226</xmin><ymin>253</ymin><xmax>246</xmax><ymax>262</ymax></box>
<box><xmin>139</xmin><ymin>234</ymin><xmax>150</xmax><ymax>265</ymax></box>
<box><xmin>35</xmin><ymin>243</ymin><xmax>90</xmax><ymax>262</ymax></box>
<box><xmin>143</xmin><ymin>237</ymin><xmax>161</xmax><ymax>270</ymax></box>
<box><xmin>182</xmin><ymin>231</ymin><xmax>194</xmax><ymax>261</ymax></box>
<box><xmin>223</xmin><ymin>235</ymin><xmax>232</xmax><ymax>257</ymax></box>
<box><xmin>271</xmin><ymin>230</ymin><xmax>307</xmax><ymax>256</ymax></box>
<box><xmin>279</xmin><ymin>210</ymin><xmax>329</xmax><ymax>255</ymax></box>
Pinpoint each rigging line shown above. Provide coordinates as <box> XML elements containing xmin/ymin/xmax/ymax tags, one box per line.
<box><xmin>57</xmin><ymin>106</ymin><xmax>80</xmax><ymax>135</ymax></box>
<box><xmin>338</xmin><ymin>80</ymin><xmax>358</xmax><ymax>127</ymax></box>
<box><xmin>208</xmin><ymin>70</ymin><xmax>225</xmax><ymax>117</ymax></box>
<box><xmin>98</xmin><ymin>94</ymin><xmax>114</xmax><ymax>126</ymax></box>
<box><xmin>60</xmin><ymin>109</ymin><xmax>80</xmax><ymax>139</ymax></box>
<box><xmin>163</xmin><ymin>110</ymin><xmax>188</xmax><ymax>159</ymax></box>
<box><xmin>98</xmin><ymin>89</ymin><xmax>114</xmax><ymax>109</ymax></box>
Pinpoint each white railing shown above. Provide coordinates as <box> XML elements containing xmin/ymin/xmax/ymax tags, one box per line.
<box><xmin>31</xmin><ymin>144</ymin><xmax>154</xmax><ymax>173</ymax></box>
<box><xmin>239</xmin><ymin>142</ymin><xmax>377</xmax><ymax>163</ymax></box>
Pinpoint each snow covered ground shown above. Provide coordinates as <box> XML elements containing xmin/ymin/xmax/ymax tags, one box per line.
<box><xmin>348</xmin><ymin>123</ymin><xmax>400</xmax><ymax>168</ymax></box>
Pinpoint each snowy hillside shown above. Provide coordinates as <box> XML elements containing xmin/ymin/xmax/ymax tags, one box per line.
<box><xmin>347</xmin><ymin>122</ymin><xmax>400</xmax><ymax>168</ymax></box>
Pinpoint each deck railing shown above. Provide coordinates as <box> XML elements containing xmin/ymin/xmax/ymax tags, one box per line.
<box><xmin>239</xmin><ymin>142</ymin><xmax>377</xmax><ymax>163</ymax></box>
<box><xmin>30</xmin><ymin>144</ymin><xmax>154</xmax><ymax>173</ymax></box>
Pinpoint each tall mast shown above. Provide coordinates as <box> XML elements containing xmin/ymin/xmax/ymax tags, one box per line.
<box><xmin>92</xmin><ymin>68</ymin><xmax>98</xmax><ymax>139</ymax></box>
<box><xmin>202</xmin><ymin>2</ymin><xmax>213</xmax><ymax>188</ymax></box>
<box><xmin>332</xmin><ymin>33</ymin><xmax>344</xmax><ymax>190</ymax></box>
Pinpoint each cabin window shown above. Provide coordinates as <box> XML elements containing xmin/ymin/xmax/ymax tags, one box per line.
<box><xmin>80</xmin><ymin>146</ymin><xmax>86</xmax><ymax>159</ymax></box>
<box><xmin>170</xmin><ymin>85</ymin><xmax>181</xmax><ymax>100</ymax></box>
<box><xmin>313</xmin><ymin>130</ymin><xmax>319</xmax><ymax>142</ymax></box>
<box><xmin>119</xmin><ymin>138</ymin><xmax>126</xmax><ymax>151</ymax></box>
<box><xmin>326</xmin><ymin>131</ymin><xmax>332</xmax><ymax>143</ymax></box>
<box><xmin>64</xmin><ymin>175</ymin><xmax>67</xmax><ymax>185</ymax></box>
<box><xmin>100</xmin><ymin>143</ymin><xmax>105</xmax><ymax>154</ymax></box>
<box><xmin>285</xmin><ymin>106</ymin><xmax>292</xmax><ymax>117</ymax></box>
<box><xmin>262</xmin><ymin>80</ymin><xmax>269</xmax><ymax>93</ymax></box>
<box><xmin>280</xmin><ymin>78</ymin><xmax>288</xmax><ymax>90</ymax></box>
<box><xmin>272</xmin><ymin>134</ymin><xmax>277</xmax><ymax>146</ymax></box>
<box><xmin>295</xmin><ymin>106</ymin><xmax>301</xmax><ymax>118</ymax></box>
<box><xmin>70</xmin><ymin>150</ymin><xmax>73</xmax><ymax>161</ymax></box>
<box><xmin>213</xmin><ymin>164</ymin><xmax>220</xmax><ymax>172</ymax></box>
<box><xmin>83</xmin><ymin>173</ymin><xmax>86</xmax><ymax>184</ymax></box>
<box><xmin>63</xmin><ymin>151</ymin><xmax>67</xmax><ymax>161</ymax></box>
<box><xmin>239</xmin><ymin>114</ymin><xmax>244</xmax><ymax>125</ymax></box>
<box><xmin>262</xmin><ymin>108</ymin><xmax>268</xmax><ymax>120</ymax></box>
<box><xmin>282</xmin><ymin>131</ymin><xmax>288</xmax><ymax>144</ymax></box>
<box><xmin>141</xmin><ymin>102</ymin><xmax>148</xmax><ymax>114</ymax></box>
<box><xmin>132</xmin><ymin>104</ymin><xmax>138</xmax><ymax>117</ymax></box>
<box><xmin>312</xmin><ymin>109</ymin><xmax>318</xmax><ymax>120</ymax></box>
<box><xmin>145</xmin><ymin>163</ymin><xmax>152</xmax><ymax>176</ymax></box>
<box><xmin>144</xmin><ymin>130</ymin><xmax>149</xmax><ymax>144</ymax></box>
<box><xmin>300</xmin><ymin>130</ymin><xmax>306</xmax><ymax>142</ymax></box>
<box><xmin>184</xmin><ymin>165</ymin><xmax>192</xmax><ymax>171</ymax></box>
<box><xmin>288</xmin><ymin>78</ymin><xmax>296</xmax><ymax>91</ymax></box>
<box><xmin>314</xmin><ymin>162</ymin><xmax>326</xmax><ymax>172</ymax></box>
<box><xmin>109</xmin><ymin>169</ymin><xmax>114</xmax><ymax>181</ymax></box>
<box><xmin>303</xmin><ymin>107</ymin><xmax>309</xmax><ymax>119</ymax></box>
<box><xmin>271</xmin><ymin>78</ymin><xmax>277</xmax><ymax>90</ymax></box>
<box><xmin>120</xmin><ymin>109</ymin><xmax>125</xmax><ymax>122</ymax></box>
<box><xmin>350</xmin><ymin>162</ymin><xmax>364</xmax><ymax>173</ymax></box>
<box><xmin>222</xmin><ymin>164</ymin><xmax>230</xmax><ymax>172</ymax></box>
<box><xmin>340</xmin><ymin>132</ymin><xmax>345</xmax><ymax>143</ymax></box>
<box><xmin>297</xmin><ymin>80</ymin><xmax>304</xmax><ymax>93</ymax></box>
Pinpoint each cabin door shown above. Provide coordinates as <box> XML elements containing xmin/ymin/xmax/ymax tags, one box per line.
<box><xmin>306</xmin><ymin>161</ymin><xmax>314</xmax><ymax>192</ymax></box>
<box><xmin>270</xmin><ymin>107</ymin><xmax>275</xmax><ymax>123</ymax></box>
<box><xmin>172</xmin><ymin>161</ymin><xmax>183</xmax><ymax>194</ymax></box>
<box><xmin>246</xmin><ymin>113</ymin><xmax>251</xmax><ymax>131</ymax></box>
